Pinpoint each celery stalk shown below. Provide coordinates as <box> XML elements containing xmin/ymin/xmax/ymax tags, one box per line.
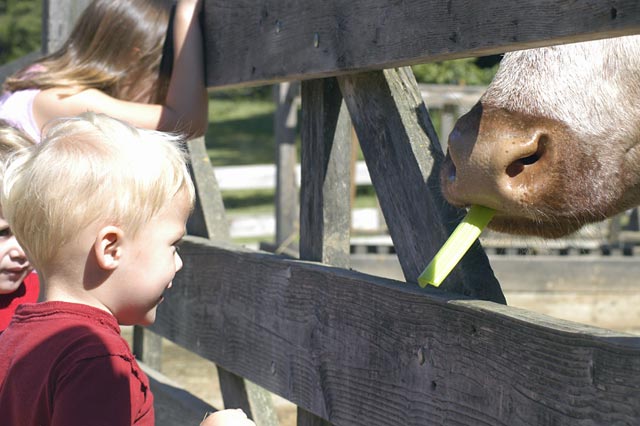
<box><xmin>418</xmin><ymin>205</ymin><xmax>495</xmax><ymax>287</ymax></box>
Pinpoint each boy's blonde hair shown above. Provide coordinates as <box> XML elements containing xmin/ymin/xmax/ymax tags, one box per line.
<box><xmin>0</xmin><ymin>120</ymin><xmax>35</xmax><ymax>161</ymax></box>
<box><xmin>1</xmin><ymin>112</ymin><xmax>195</xmax><ymax>271</ymax></box>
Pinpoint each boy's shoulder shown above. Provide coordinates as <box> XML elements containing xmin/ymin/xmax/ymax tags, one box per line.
<box><xmin>9</xmin><ymin>301</ymin><xmax>134</xmax><ymax>361</ymax></box>
<box><xmin>0</xmin><ymin>302</ymin><xmax>154</xmax><ymax>425</ymax></box>
<box><xmin>4</xmin><ymin>301</ymin><xmax>150</xmax><ymax>389</ymax></box>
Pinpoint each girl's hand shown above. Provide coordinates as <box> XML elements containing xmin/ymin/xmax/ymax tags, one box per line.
<box><xmin>201</xmin><ymin>409</ymin><xmax>256</xmax><ymax>426</ymax></box>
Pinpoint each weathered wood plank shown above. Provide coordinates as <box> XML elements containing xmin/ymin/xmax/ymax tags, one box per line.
<box><xmin>338</xmin><ymin>68</ymin><xmax>504</xmax><ymax>303</ymax></box>
<box><xmin>151</xmin><ymin>237</ymin><xmax>640</xmax><ymax>426</ymax></box>
<box><xmin>186</xmin><ymin>136</ymin><xmax>230</xmax><ymax>240</ymax></box>
<box><xmin>299</xmin><ymin>78</ymin><xmax>352</xmax><ymax>267</ymax></box>
<box><xmin>132</xmin><ymin>327</ymin><xmax>163</xmax><ymax>371</ymax></box>
<box><xmin>274</xmin><ymin>82</ymin><xmax>300</xmax><ymax>249</ymax></box>
<box><xmin>203</xmin><ymin>0</ymin><xmax>640</xmax><ymax>88</ymax></box>
<box><xmin>297</xmin><ymin>408</ymin><xmax>331</xmax><ymax>426</ymax></box>
<box><xmin>217</xmin><ymin>367</ymin><xmax>280</xmax><ymax>426</ymax></box>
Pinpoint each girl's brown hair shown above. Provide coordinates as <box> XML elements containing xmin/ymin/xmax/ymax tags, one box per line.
<box><xmin>4</xmin><ymin>0</ymin><xmax>175</xmax><ymax>104</ymax></box>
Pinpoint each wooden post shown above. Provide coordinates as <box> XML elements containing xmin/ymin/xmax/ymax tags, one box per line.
<box><xmin>298</xmin><ymin>76</ymin><xmax>353</xmax><ymax>424</ymax></box>
<box><xmin>338</xmin><ymin>68</ymin><xmax>505</xmax><ymax>303</ymax></box>
<box><xmin>274</xmin><ymin>82</ymin><xmax>300</xmax><ymax>250</ymax></box>
<box><xmin>299</xmin><ymin>77</ymin><xmax>352</xmax><ymax>268</ymax></box>
<box><xmin>42</xmin><ymin>0</ymin><xmax>91</xmax><ymax>53</ymax></box>
<box><xmin>132</xmin><ymin>327</ymin><xmax>163</xmax><ymax>371</ymax></box>
<box><xmin>216</xmin><ymin>369</ymin><xmax>279</xmax><ymax>426</ymax></box>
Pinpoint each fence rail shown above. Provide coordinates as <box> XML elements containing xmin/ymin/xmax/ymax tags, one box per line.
<box><xmin>152</xmin><ymin>236</ymin><xmax>640</xmax><ymax>425</ymax></box>
<box><xmin>203</xmin><ymin>0</ymin><xmax>640</xmax><ymax>88</ymax></box>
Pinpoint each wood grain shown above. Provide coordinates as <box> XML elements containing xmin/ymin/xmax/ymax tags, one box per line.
<box><xmin>203</xmin><ymin>0</ymin><xmax>640</xmax><ymax>88</ymax></box>
<box><xmin>300</xmin><ymin>78</ymin><xmax>353</xmax><ymax>267</ymax></box>
<box><xmin>274</xmin><ymin>82</ymin><xmax>301</xmax><ymax>249</ymax></box>
<box><xmin>186</xmin><ymin>136</ymin><xmax>230</xmax><ymax>240</ymax></box>
<box><xmin>151</xmin><ymin>237</ymin><xmax>640</xmax><ymax>426</ymax></box>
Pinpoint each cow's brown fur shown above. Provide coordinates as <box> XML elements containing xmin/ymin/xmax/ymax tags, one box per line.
<box><xmin>442</xmin><ymin>35</ymin><xmax>640</xmax><ymax>237</ymax></box>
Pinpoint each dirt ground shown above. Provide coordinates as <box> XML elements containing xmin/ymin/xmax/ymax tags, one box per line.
<box><xmin>121</xmin><ymin>327</ymin><xmax>297</xmax><ymax>425</ymax></box>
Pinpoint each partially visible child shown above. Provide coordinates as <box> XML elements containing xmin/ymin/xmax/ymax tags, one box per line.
<box><xmin>0</xmin><ymin>113</ymin><xmax>252</xmax><ymax>426</ymax></box>
<box><xmin>0</xmin><ymin>0</ymin><xmax>208</xmax><ymax>141</ymax></box>
<box><xmin>0</xmin><ymin>120</ymin><xmax>38</xmax><ymax>331</ymax></box>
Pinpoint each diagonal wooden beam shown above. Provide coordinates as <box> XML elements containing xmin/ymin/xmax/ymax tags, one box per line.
<box><xmin>186</xmin><ymin>137</ymin><xmax>230</xmax><ymax>240</ymax></box>
<box><xmin>338</xmin><ymin>67</ymin><xmax>505</xmax><ymax>303</ymax></box>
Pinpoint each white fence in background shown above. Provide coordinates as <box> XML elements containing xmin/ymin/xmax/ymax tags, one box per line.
<box><xmin>217</xmin><ymin>162</ymin><xmax>387</xmax><ymax>238</ymax></box>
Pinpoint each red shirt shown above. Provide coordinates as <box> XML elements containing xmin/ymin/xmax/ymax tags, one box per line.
<box><xmin>0</xmin><ymin>271</ymin><xmax>39</xmax><ymax>331</ymax></box>
<box><xmin>0</xmin><ymin>301</ymin><xmax>154</xmax><ymax>425</ymax></box>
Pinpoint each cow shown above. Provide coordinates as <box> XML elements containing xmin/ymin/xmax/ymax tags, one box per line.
<box><xmin>440</xmin><ymin>35</ymin><xmax>640</xmax><ymax>238</ymax></box>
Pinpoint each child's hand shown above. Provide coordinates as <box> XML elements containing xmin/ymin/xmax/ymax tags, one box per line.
<box><xmin>201</xmin><ymin>409</ymin><xmax>255</xmax><ymax>426</ymax></box>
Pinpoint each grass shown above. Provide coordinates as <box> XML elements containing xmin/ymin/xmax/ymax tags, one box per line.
<box><xmin>205</xmin><ymin>97</ymin><xmax>288</xmax><ymax>166</ymax></box>
<box><xmin>205</xmin><ymin>94</ymin><xmax>290</xmax><ymax>217</ymax></box>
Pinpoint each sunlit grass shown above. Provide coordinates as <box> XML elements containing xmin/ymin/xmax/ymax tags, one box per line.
<box><xmin>205</xmin><ymin>97</ymin><xmax>287</xmax><ymax>166</ymax></box>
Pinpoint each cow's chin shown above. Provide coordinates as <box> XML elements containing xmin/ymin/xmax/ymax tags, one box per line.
<box><xmin>486</xmin><ymin>214</ymin><xmax>586</xmax><ymax>239</ymax></box>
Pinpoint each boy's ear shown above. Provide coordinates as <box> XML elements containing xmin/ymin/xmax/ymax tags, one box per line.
<box><xmin>94</xmin><ymin>226</ymin><xmax>124</xmax><ymax>270</ymax></box>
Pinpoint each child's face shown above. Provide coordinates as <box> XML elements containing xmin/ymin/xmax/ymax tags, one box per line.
<box><xmin>109</xmin><ymin>189</ymin><xmax>191</xmax><ymax>326</ymax></box>
<box><xmin>0</xmin><ymin>216</ymin><xmax>31</xmax><ymax>295</ymax></box>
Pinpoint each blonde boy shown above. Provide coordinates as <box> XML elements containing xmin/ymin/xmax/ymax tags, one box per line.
<box><xmin>0</xmin><ymin>113</ymin><xmax>253</xmax><ymax>426</ymax></box>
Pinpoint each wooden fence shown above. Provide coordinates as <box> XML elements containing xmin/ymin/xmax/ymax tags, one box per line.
<box><xmin>3</xmin><ymin>1</ymin><xmax>640</xmax><ymax>425</ymax></box>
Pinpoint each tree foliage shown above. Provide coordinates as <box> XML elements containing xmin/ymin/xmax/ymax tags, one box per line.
<box><xmin>412</xmin><ymin>57</ymin><xmax>500</xmax><ymax>86</ymax></box>
<box><xmin>0</xmin><ymin>0</ymin><xmax>41</xmax><ymax>65</ymax></box>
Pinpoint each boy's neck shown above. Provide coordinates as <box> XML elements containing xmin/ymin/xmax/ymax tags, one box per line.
<box><xmin>45</xmin><ymin>282</ymin><xmax>114</xmax><ymax>317</ymax></box>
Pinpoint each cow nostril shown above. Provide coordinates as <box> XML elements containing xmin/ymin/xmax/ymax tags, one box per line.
<box><xmin>520</xmin><ymin>153</ymin><xmax>540</xmax><ymax>165</ymax></box>
<box><xmin>506</xmin><ymin>154</ymin><xmax>539</xmax><ymax>178</ymax></box>
<box><xmin>505</xmin><ymin>134</ymin><xmax>547</xmax><ymax>178</ymax></box>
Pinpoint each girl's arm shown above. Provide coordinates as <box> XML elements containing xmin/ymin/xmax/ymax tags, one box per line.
<box><xmin>160</xmin><ymin>0</ymin><xmax>208</xmax><ymax>136</ymax></box>
<box><xmin>33</xmin><ymin>0</ymin><xmax>208</xmax><ymax>139</ymax></box>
